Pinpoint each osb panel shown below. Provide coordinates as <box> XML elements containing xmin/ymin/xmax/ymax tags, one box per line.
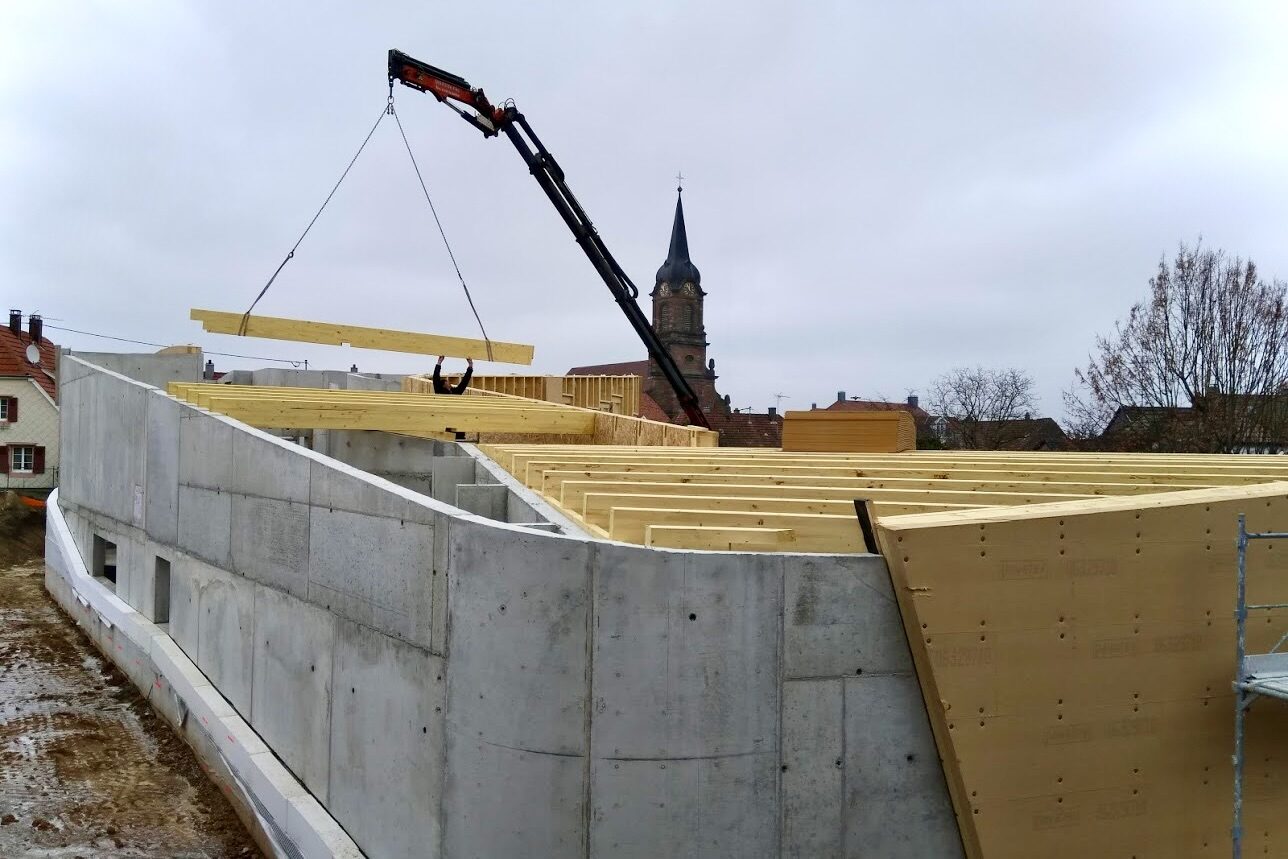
<box><xmin>877</xmin><ymin>484</ymin><xmax>1288</xmax><ymax>858</ymax></box>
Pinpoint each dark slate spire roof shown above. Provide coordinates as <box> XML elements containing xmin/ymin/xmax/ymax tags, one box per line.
<box><xmin>655</xmin><ymin>188</ymin><xmax>701</xmax><ymax>286</ymax></box>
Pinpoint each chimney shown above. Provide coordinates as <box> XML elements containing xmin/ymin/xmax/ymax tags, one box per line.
<box><xmin>768</xmin><ymin>407</ymin><xmax>777</xmax><ymax>417</ymax></box>
<box><xmin>811</xmin><ymin>402</ymin><xmax>817</xmax><ymax>410</ymax></box>
<box><xmin>8</xmin><ymin>310</ymin><xmax>20</xmax><ymax>335</ymax></box>
<box><xmin>204</xmin><ymin>359</ymin><xmax>215</xmax><ymax>380</ymax></box>
<box><xmin>837</xmin><ymin>391</ymin><xmax>846</xmax><ymax>402</ymax></box>
<box><xmin>907</xmin><ymin>394</ymin><xmax>919</xmax><ymax>409</ymax></box>
<box><xmin>28</xmin><ymin>314</ymin><xmax>42</xmax><ymax>343</ymax></box>
<box><xmin>350</xmin><ymin>364</ymin><xmax>359</xmax><ymax>373</ymax></box>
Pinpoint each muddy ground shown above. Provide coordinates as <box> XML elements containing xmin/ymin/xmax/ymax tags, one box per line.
<box><xmin>0</xmin><ymin>496</ymin><xmax>261</xmax><ymax>858</ymax></box>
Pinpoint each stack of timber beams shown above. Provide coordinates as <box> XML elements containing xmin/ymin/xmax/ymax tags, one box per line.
<box><xmin>480</xmin><ymin>445</ymin><xmax>1288</xmax><ymax>554</ymax></box>
<box><xmin>403</xmin><ymin>376</ymin><xmax>715</xmax><ymax>447</ymax></box>
<box><xmin>424</xmin><ymin>373</ymin><xmax>641</xmax><ymax>415</ymax></box>
<box><xmin>167</xmin><ymin>383</ymin><xmax>595</xmax><ymax>439</ymax></box>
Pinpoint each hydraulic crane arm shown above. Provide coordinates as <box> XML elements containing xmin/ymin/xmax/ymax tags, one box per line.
<box><xmin>388</xmin><ymin>49</ymin><xmax>711</xmax><ymax>429</ymax></box>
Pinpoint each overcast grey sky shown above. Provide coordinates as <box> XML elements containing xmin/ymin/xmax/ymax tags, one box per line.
<box><xmin>3</xmin><ymin>2</ymin><xmax>1287</xmax><ymax>421</ymax></box>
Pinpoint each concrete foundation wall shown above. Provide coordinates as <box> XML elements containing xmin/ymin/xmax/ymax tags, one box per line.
<box><xmin>55</xmin><ymin>355</ymin><xmax>961</xmax><ymax>858</ymax></box>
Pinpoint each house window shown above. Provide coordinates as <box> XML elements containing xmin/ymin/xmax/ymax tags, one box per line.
<box><xmin>0</xmin><ymin>397</ymin><xmax>14</xmax><ymax>422</ymax></box>
<box><xmin>0</xmin><ymin>399</ymin><xmax>7</xmax><ymax>421</ymax></box>
<box><xmin>11</xmin><ymin>446</ymin><xmax>33</xmax><ymax>473</ymax></box>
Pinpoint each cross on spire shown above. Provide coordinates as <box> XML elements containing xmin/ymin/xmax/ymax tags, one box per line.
<box><xmin>675</xmin><ymin>170</ymin><xmax>685</xmax><ymax>193</ymax></box>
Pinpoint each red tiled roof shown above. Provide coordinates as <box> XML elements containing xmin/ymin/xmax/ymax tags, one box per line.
<box><xmin>638</xmin><ymin>393</ymin><xmax>671</xmax><ymax>423</ymax></box>
<box><xmin>567</xmin><ymin>360</ymin><xmax>649</xmax><ymax>377</ymax></box>
<box><xmin>0</xmin><ymin>325</ymin><xmax>58</xmax><ymax>398</ymax></box>
<box><xmin>709</xmin><ymin>411</ymin><xmax>783</xmax><ymax>448</ymax></box>
<box><xmin>824</xmin><ymin>399</ymin><xmax>929</xmax><ymax>421</ymax></box>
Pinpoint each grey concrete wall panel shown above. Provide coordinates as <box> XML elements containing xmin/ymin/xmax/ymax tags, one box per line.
<box><xmin>843</xmin><ymin>674</ymin><xmax>963</xmax><ymax>858</ymax></box>
<box><xmin>145</xmin><ymin>392</ymin><xmax>181</xmax><ymax>545</ymax></box>
<box><xmin>329</xmin><ymin>618</ymin><xmax>446</xmax><ymax>859</ymax></box>
<box><xmin>454</xmin><ymin>483</ymin><xmax>507</xmax><ymax>520</ymax></box>
<box><xmin>195</xmin><ymin>565</ymin><xmax>257</xmax><ymax>716</ymax></box>
<box><xmin>177</xmin><ymin>485</ymin><xmax>232</xmax><ymax>568</ymax></box>
<box><xmin>308</xmin><ymin>506</ymin><xmax>431</xmax><ymax>645</ymax></box>
<box><xmin>592</xmin><ymin>544</ymin><xmax>782</xmax><ymax>760</ymax></box>
<box><xmin>231</xmin><ymin>430</ymin><xmax>311</xmax><ymax>503</ymax></box>
<box><xmin>443</xmin><ymin>522</ymin><xmax>591</xmax><ymax>855</ymax></box>
<box><xmin>314</xmin><ymin>430</ymin><xmax>435</xmax><ymax>480</ymax></box>
<box><xmin>231</xmin><ymin>496</ymin><xmax>311</xmax><ymax>598</ymax></box>
<box><xmin>252</xmin><ymin>585</ymin><xmax>336</xmax><ymax>802</ymax></box>
<box><xmin>783</xmin><ymin>554</ymin><xmax>911</xmax><ymax>679</ymax></box>
<box><xmin>169</xmin><ymin>556</ymin><xmax>201</xmax><ymax>658</ymax></box>
<box><xmin>308</xmin><ymin>458</ymin><xmax>437</xmax><ymax>525</ymax></box>
<box><xmin>63</xmin><ymin>363</ymin><xmax>148</xmax><ymax>523</ymax></box>
<box><xmin>591</xmin><ymin>754</ymin><xmax>778</xmax><ymax>859</ymax></box>
<box><xmin>444</xmin><ymin>741</ymin><xmax>584</xmax><ymax>859</ymax></box>
<box><xmin>781</xmin><ymin>679</ymin><xmax>844</xmax><ymax>858</ymax></box>
<box><xmin>66</xmin><ymin>350</ymin><xmax>202</xmax><ymax>388</ymax></box>
<box><xmin>179</xmin><ymin>409</ymin><xmax>234</xmax><ymax>489</ymax></box>
<box><xmin>446</xmin><ymin>521</ymin><xmax>590</xmax><ymax>753</ymax></box>
<box><xmin>429</xmin><ymin>456</ymin><xmax>476</xmax><ymax>505</ymax></box>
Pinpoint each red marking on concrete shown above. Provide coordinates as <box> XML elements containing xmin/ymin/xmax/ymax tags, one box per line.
<box><xmin>226</xmin><ymin>735</ymin><xmax>236</xmax><ymax>744</ymax></box>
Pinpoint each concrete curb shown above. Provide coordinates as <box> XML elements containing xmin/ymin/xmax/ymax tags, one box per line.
<box><xmin>44</xmin><ymin>489</ymin><xmax>364</xmax><ymax>859</ymax></box>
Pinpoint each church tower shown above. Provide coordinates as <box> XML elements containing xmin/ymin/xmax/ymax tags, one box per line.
<box><xmin>646</xmin><ymin>185</ymin><xmax>722</xmax><ymax>420</ymax></box>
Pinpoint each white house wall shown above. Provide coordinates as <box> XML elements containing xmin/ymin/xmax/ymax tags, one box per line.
<box><xmin>0</xmin><ymin>376</ymin><xmax>59</xmax><ymax>490</ymax></box>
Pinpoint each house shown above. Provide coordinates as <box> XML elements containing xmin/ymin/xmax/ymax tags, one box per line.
<box><xmin>946</xmin><ymin>416</ymin><xmax>1073</xmax><ymax>451</ymax></box>
<box><xmin>0</xmin><ymin>310</ymin><xmax>59</xmax><ymax>493</ymax></box>
<box><xmin>1101</xmin><ymin>398</ymin><xmax>1287</xmax><ymax>454</ymax></box>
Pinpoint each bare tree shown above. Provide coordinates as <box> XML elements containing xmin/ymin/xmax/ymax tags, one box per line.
<box><xmin>929</xmin><ymin>366</ymin><xmax>1038</xmax><ymax>449</ymax></box>
<box><xmin>1065</xmin><ymin>242</ymin><xmax>1288</xmax><ymax>452</ymax></box>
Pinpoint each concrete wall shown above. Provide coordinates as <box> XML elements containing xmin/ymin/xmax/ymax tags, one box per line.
<box><xmin>63</xmin><ymin>349</ymin><xmax>202</xmax><ymax>389</ymax></box>
<box><xmin>55</xmin><ymin>355</ymin><xmax>961</xmax><ymax>858</ymax></box>
<box><xmin>246</xmin><ymin>368</ymin><xmax>402</xmax><ymax>391</ymax></box>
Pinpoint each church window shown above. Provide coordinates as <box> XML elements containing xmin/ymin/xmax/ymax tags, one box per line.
<box><xmin>682</xmin><ymin>306</ymin><xmax>693</xmax><ymax>328</ymax></box>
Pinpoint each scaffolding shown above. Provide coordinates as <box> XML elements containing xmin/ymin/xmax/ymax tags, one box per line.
<box><xmin>1232</xmin><ymin>514</ymin><xmax>1288</xmax><ymax>859</ymax></box>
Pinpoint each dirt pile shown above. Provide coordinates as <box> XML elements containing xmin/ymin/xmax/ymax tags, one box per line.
<box><xmin>0</xmin><ymin>491</ymin><xmax>43</xmax><ymax>568</ymax></box>
<box><xmin>0</xmin><ymin>561</ymin><xmax>261</xmax><ymax>857</ymax></box>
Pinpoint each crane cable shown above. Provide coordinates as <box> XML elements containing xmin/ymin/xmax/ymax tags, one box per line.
<box><xmin>238</xmin><ymin>102</ymin><xmax>389</xmax><ymax>335</ymax></box>
<box><xmin>237</xmin><ymin>94</ymin><xmax>495</xmax><ymax>363</ymax></box>
<box><xmin>388</xmin><ymin>98</ymin><xmax>494</xmax><ymax>361</ymax></box>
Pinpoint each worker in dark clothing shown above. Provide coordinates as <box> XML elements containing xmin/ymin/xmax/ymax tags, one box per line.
<box><xmin>432</xmin><ymin>356</ymin><xmax>473</xmax><ymax>394</ymax></box>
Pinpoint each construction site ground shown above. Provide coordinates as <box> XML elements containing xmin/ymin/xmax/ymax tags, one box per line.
<box><xmin>0</xmin><ymin>496</ymin><xmax>259</xmax><ymax>858</ymax></box>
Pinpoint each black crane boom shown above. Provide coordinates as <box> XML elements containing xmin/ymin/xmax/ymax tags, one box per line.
<box><xmin>388</xmin><ymin>49</ymin><xmax>710</xmax><ymax>429</ymax></box>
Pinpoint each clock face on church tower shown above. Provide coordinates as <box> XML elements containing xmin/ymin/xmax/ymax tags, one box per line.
<box><xmin>681</xmin><ymin>282</ymin><xmax>697</xmax><ymax>296</ymax></box>
<box><xmin>657</xmin><ymin>282</ymin><xmax>671</xmax><ymax>297</ymax></box>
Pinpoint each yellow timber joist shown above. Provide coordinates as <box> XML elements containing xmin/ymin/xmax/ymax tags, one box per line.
<box><xmin>168</xmin><ymin>383</ymin><xmax>591</xmax><ymax>436</ymax></box>
<box><xmin>190</xmin><ymin>308</ymin><xmax>535</xmax><ymax>365</ymax></box>
<box><xmin>477</xmin><ymin>443</ymin><xmax>1288</xmax><ymax>554</ymax></box>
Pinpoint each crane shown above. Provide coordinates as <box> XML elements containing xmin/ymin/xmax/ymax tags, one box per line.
<box><xmin>386</xmin><ymin>49</ymin><xmax>710</xmax><ymax>429</ymax></box>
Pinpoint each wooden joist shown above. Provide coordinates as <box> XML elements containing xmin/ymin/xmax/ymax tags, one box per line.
<box><xmin>645</xmin><ymin>525</ymin><xmax>796</xmax><ymax>550</ymax></box>
<box><xmin>476</xmin><ymin>443</ymin><xmax>1288</xmax><ymax>554</ymax></box>
<box><xmin>190</xmin><ymin>308</ymin><xmax>535</xmax><ymax>365</ymax></box>
<box><xmin>168</xmin><ymin>382</ymin><xmax>593</xmax><ymax>436</ymax></box>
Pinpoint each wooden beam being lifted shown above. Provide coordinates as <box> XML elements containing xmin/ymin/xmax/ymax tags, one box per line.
<box><xmin>190</xmin><ymin>308</ymin><xmax>535</xmax><ymax>365</ymax></box>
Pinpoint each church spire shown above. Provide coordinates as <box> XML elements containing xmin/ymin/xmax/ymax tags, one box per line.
<box><xmin>655</xmin><ymin>186</ymin><xmax>701</xmax><ymax>287</ymax></box>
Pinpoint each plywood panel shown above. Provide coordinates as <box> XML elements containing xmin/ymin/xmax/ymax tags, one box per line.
<box><xmin>876</xmin><ymin>481</ymin><xmax>1288</xmax><ymax>858</ymax></box>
